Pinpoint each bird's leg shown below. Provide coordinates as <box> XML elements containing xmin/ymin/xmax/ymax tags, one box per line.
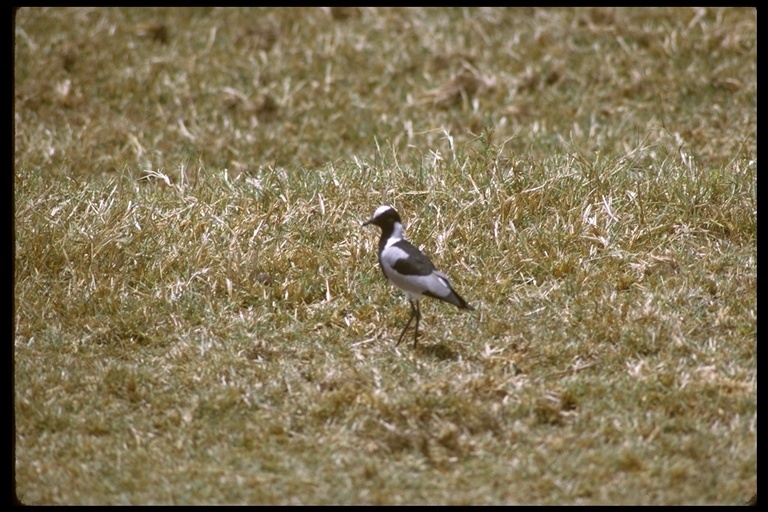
<box><xmin>412</xmin><ymin>300</ymin><xmax>421</xmax><ymax>347</ymax></box>
<box><xmin>396</xmin><ymin>300</ymin><xmax>417</xmax><ymax>346</ymax></box>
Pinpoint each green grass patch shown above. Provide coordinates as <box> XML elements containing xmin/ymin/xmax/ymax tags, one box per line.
<box><xmin>15</xmin><ymin>7</ymin><xmax>755</xmax><ymax>505</ymax></box>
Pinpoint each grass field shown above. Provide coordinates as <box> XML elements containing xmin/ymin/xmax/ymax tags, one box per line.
<box><xmin>14</xmin><ymin>7</ymin><xmax>756</xmax><ymax>505</ymax></box>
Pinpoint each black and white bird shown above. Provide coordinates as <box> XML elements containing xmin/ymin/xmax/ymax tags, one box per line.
<box><xmin>362</xmin><ymin>205</ymin><xmax>474</xmax><ymax>347</ymax></box>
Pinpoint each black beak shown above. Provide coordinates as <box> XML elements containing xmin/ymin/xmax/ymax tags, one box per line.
<box><xmin>362</xmin><ymin>218</ymin><xmax>373</xmax><ymax>227</ymax></box>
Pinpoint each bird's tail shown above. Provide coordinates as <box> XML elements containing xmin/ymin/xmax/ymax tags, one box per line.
<box><xmin>428</xmin><ymin>272</ymin><xmax>474</xmax><ymax>310</ymax></box>
<box><xmin>449</xmin><ymin>288</ymin><xmax>474</xmax><ymax>311</ymax></box>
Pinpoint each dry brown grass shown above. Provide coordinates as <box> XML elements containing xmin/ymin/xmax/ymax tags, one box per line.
<box><xmin>15</xmin><ymin>7</ymin><xmax>755</xmax><ymax>505</ymax></box>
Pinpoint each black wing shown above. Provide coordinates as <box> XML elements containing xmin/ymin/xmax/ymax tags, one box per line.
<box><xmin>390</xmin><ymin>240</ymin><xmax>437</xmax><ymax>276</ymax></box>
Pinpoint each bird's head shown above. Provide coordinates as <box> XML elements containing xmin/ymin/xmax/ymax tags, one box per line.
<box><xmin>362</xmin><ymin>205</ymin><xmax>402</xmax><ymax>229</ymax></box>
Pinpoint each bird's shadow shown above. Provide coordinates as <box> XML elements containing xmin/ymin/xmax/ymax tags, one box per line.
<box><xmin>413</xmin><ymin>340</ymin><xmax>460</xmax><ymax>361</ymax></box>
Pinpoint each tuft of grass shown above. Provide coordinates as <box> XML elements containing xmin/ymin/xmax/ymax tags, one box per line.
<box><xmin>15</xmin><ymin>7</ymin><xmax>755</xmax><ymax>505</ymax></box>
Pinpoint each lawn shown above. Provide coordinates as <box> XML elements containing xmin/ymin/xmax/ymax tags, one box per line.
<box><xmin>14</xmin><ymin>7</ymin><xmax>756</xmax><ymax>505</ymax></box>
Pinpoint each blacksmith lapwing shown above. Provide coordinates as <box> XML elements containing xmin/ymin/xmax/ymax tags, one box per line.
<box><xmin>362</xmin><ymin>205</ymin><xmax>474</xmax><ymax>347</ymax></box>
